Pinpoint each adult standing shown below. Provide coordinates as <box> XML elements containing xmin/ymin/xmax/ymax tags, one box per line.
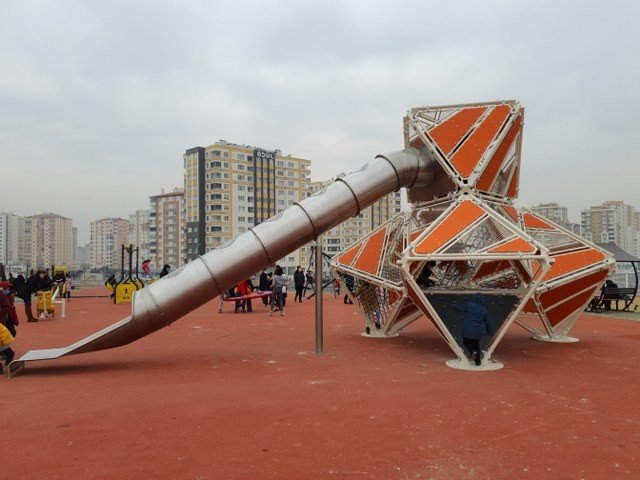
<box><xmin>258</xmin><ymin>269</ymin><xmax>270</xmax><ymax>306</ymax></box>
<box><xmin>293</xmin><ymin>266</ymin><xmax>305</xmax><ymax>302</ymax></box>
<box><xmin>269</xmin><ymin>266</ymin><xmax>288</xmax><ymax>316</ymax></box>
<box><xmin>17</xmin><ymin>272</ymin><xmax>37</xmax><ymax>322</ymax></box>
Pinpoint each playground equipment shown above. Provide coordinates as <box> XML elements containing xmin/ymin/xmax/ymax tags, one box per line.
<box><xmin>112</xmin><ymin>245</ymin><xmax>144</xmax><ymax>304</ymax></box>
<box><xmin>331</xmin><ymin>101</ymin><xmax>613</xmax><ymax>369</ymax></box>
<box><xmin>9</xmin><ymin>100</ymin><xmax>614</xmax><ymax>376</ymax></box>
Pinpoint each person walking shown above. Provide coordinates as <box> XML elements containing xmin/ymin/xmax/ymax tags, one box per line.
<box><xmin>452</xmin><ymin>293</ymin><xmax>494</xmax><ymax>366</ymax></box>
<box><xmin>269</xmin><ymin>266</ymin><xmax>288</xmax><ymax>316</ymax></box>
<box><xmin>293</xmin><ymin>266</ymin><xmax>305</xmax><ymax>302</ymax></box>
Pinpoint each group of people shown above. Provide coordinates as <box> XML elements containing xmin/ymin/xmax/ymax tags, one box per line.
<box><xmin>218</xmin><ymin>265</ymin><xmax>316</xmax><ymax>316</ymax></box>
<box><xmin>8</xmin><ymin>270</ymin><xmax>72</xmax><ymax>323</ymax></box>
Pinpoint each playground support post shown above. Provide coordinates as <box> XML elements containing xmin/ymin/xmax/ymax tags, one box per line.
<box><xmin>315</xmin><ymin>237</ymin><xmax>323</xmax><ymax>354</ymax></box>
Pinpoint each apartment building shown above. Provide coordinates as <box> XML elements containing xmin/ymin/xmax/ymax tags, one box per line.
<box><xmin>90</xmin><ymin>217</ymin><xmax>130</xmax><ymax>269</ymax></box>
<box><xmin>530</xmin><ymin>202</ymin><xmax>581</xmax><ymax>235</ymax></box>
<box><xmin>310</xmin><ymin>178</ymin><xmax>403</xmax><ymax>257</ymax></box>
<box><xmin>184</xmin><ymin>140</ymin><xmax>312</xmax><ymax>274</ymax></box>
<box><xmin>149</xmin><ymin>188</ymin><xmax>185</xmax><ymax>270</ymax></box>
<box><xmin>581</xmin><ymin>201</ymin><xmax>635</xmax><ymax>253</ymax></box>
<box><xmin>23</xmin><ymin>213</ymin><xmax>73</xmax><ymax>268</ymax></box>
<box><xmin>0</xmin><ymin>211</ymin><xmax>23</xmax><ymax>266</ymax></box>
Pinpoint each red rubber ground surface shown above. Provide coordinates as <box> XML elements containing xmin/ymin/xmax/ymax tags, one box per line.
<box><xmin>4</xmin><ymin>288</ymin><xmax>640</xmax><ymax>479</ymax></box>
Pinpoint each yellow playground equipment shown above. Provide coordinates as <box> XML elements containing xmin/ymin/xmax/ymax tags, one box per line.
<box><xmin>109</xmin><ymin>244</ymin><xmax>146</xmax><ymax>304</ymax></box>
<box><xmin>36</xmin><ymin>291</ymin><xmax>54</xmax><ymax>317</ymax></box>
<box><xmin>51</xmin><ymin>265</ymin><xmax>68</xmax><ymax>299</ymax></box>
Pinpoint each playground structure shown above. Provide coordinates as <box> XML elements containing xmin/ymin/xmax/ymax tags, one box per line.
<box><xmin>9</xmin><ymin>100</ymin><xmax>614</xmax><ymax>375</ymax></box>
<box><xmin>102</xmin><ymin>245</ymin><xmax>147</xmax><ymax>304</ymax></box>
<box><xmin>332</xmin><ymin>101</ymin><xmax>613</xmax><ymax>369</ymax></box>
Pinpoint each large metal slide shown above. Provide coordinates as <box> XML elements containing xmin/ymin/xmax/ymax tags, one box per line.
<box><xmin>9</xmin><ymin>148</ymin><xmax>439</xmax><ymax>375</ymax></box>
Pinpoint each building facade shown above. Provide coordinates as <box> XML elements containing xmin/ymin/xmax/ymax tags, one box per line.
<box><xmin>310</xmin><ymin>178</ymin><xmax>403</xmax><ymax>257</ymax></box>
<box><xmin>0</xmin><ymin>211</ymin><xmax>23</xmax><ymax>266</ymax></box>
<box><xmin>530</xmin><ymin>202</ymin><xmax>581</xmax><ymax>235</ymax></box>
<box><xmin>23</xmin><ymin>213</ymin><xmax>73</xmax><ymax>268</ymax></box>
<box><xmin>90</xmin><ymin>217</ymin><xmax>130</xmax><ymax>269</ymax></box>
<box><xmin>149</xmin><ymin>188</ymin><xmax>185</xmax><ymax>270</ymax></box>
<box><xmin>183</xmin><ymin>140</ymin><xmax>312</xmax><ymax>274</ymax></box>
<box><xmin>129</xmin><ymin>209</ymin><xmax>151</xmax><ymax>262</ymax></box>
<box><xmin>581</xmin><ymin>201</ymin><xmax>635</xmax><ymax>253</ymax></box>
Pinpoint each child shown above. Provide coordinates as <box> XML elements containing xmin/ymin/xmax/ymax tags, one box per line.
<box><xmin>333</xmin><ymin>278</ymin><xmax>341</xmax><ymax>299</ymax></box>
<box><xmin>0</xmin><ymin>323</ymin><xmax>15</xmax><ymax>365</ymax></box>
<box><xmin>0</xmin><ymin>281</ymin><xmax>19</xmax><ymax>336</ymax></box>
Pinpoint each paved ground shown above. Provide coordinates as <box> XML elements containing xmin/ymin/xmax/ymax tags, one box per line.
<box><xmin>4</xmin><ymin>288</ymin><xmax>640</xmax><ymax>479</ymax></box>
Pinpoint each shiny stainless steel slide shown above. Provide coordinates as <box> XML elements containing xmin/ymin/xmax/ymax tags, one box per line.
<box><xmin>10</xmin><ymin>148</ymin><xmax>438</xmax><ymax>375</ymax></box>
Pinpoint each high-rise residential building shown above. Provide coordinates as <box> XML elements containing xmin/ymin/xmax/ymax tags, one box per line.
<box><xmin>183</xmin><ymin>140</ymin><xmax>312</xmax><ymax>274</ymax></box>
<box><xmin>0</xmin><ymin>211</ymin><xmax>23</xmax><ymax>266</ymax></box>
<box><xmin>23</xmin><ymin>213</ymin><xmax>73</xmax><ymax>268</ymax></box>
<box><xmin>581</xmin><ymin>201</ymin><xmax>635</xmax><ymax>253</ymax></box>
<box><xmin>149</xmin><ymin>188</ymin><xmax>185</xmax><ymax>270</ymax></box>
<box><xmin>530</xmin><ymin>202</ymin><xmax>581</xmax><ymax>235</ymax></box>
<box><xmin>129</xmin><ymin>209</ymin><xmax>151</xmax><ymax>262</ymax></box>
<box><xmin>310</xmin><ymin>178</ymin><xmax>403</xmax><ymax>257</ymax></box>
<box><xmin>90</xmin><ymin>217</ymin><xmax>130</xmax><ymax>269</ymax></box>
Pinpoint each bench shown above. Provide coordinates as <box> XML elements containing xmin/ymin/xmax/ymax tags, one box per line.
<box><xmin>590</xmin><ymin>287</ymin><xmax>636</xmax><ymax>312</ymax></box>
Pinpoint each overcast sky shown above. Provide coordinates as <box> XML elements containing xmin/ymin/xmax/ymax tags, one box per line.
<box><xmin>2</xmin><ymin>0</ymin><xmax>639</xmax><ymax>244</ymax></box>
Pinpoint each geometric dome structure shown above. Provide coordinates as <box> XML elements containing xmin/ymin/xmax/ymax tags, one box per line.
<box><xmin>332</xmin><ymin>100</ymin><xmax>614</xmax><ymax>370</ymax></box>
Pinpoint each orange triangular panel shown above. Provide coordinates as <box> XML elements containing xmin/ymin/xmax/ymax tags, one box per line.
<box><xmin>336</xmin><ymin>242</ymin><xmax>364</xmax><ymax>267</ymax></box>
<box><xmin>523</xmin><ymin>213</ymin><xmax>555</xmax><ymax>230</ymax></box>
<box><xmin>539</xmin><ymin>269</ymin><xmax>608</xmax><ymax>310</ymax></box>
<box><xmin>506</xmin><ymin>165</ymin><xmax>520</xmax><ymax>198</ymax></box>
<box><xmin>473</xmin><ymin>260</ymin><xmax>512</xmax><ymax>279</ymax></box>
<box><xmin>489</xmin><ymin>237</ymin><xmax>537</xmax><ymax>254</ymax></box>
<box><xmin>543</xmin><ymin>249</ymin><xmax>607</xmax><ymax>282</ymax></box>
<box><xmin>428</xmin><ymin>107</ymin><xmax>486</xmax><ymax>155</ymax></box>
<box><xmin>522</xmin><ymin>298</ymin><xmax>538</xmax><ymax>314</ymax></box>
<box><xmin>414</xmin><ymin>201</ymin><xmax>485</xmax><ymax>254</ymax></box>
<box><xmin>545</xmin><ymin>286</ymin><xmax>599</xmax><ymax>326</ymax></box>
<box><xmin>501</xmin><ymin>205</ymin><xmax>519</xmax><ymax>223</ymax></box>
<box><xmin>353</xmin><ymin>227</ymin><xmax>387</xmax><ymax>275</ymax></box>
<box><xmin>450</xmin><ymin>105</ymin><xmax>511</xmax><ymax>178</ymax></box>
<box><xmin>476</xmin><ymin>116</ymin><xmax>521</xmax><ymax>191</ymax></box>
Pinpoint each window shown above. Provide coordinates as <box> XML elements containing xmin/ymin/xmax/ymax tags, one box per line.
<box><xmin>238</xmin><ymin>196</ymin><xmax>245</xmax><ymax>201</ymax></box>
<box><xmin>236</xmin><ymin>153</ymin><xmax>245</xmax><ymax>160</ymax></box>
<box><xmin>287</xmin><ymin>161</ymin><xmax>295</xmax><ymax>168</ymax></box>
<box><xmin>210</xmin><ymin>161</ymin><xmax>222</xmax><ymax>168</ymax></box>
<box><xmin>277</xmin><ymin>160</ymin><xmax>284</xmax><ymax>167</ymax></box>
<box><xmin>276</xmin><ymin>170</ymin><xmax>284</xmax><ymax>176</ymax></box>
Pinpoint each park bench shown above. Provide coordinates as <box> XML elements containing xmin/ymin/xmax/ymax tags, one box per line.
<box><xmin>590</xmin><ymin>286</ymin><xmax>636</xmax><ymax>312</ymax></box>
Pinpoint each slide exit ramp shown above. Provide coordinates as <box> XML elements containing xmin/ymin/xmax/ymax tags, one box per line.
<box><xmin>9</xmin><ymin>148</ymin><xmax>438</xmax><ymax>376</ymax></box>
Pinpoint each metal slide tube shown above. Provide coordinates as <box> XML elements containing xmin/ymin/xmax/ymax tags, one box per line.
<box><xmin>12</xmin><ymin>148</ymin><xmax>433</xmax><ymax>368</ymax></box>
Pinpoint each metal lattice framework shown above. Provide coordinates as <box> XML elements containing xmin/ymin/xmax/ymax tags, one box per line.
<box><xmin>332</xmin><ymin>100</ymin><xmax>615</xmax><ymax>370</ymax></box>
